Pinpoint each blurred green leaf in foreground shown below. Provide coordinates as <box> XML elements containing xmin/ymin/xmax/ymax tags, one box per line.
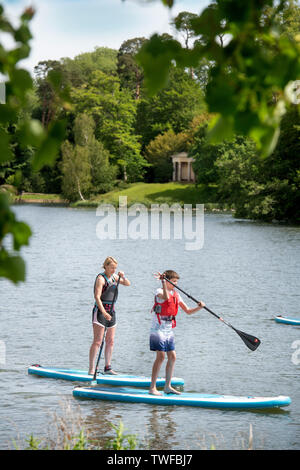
<box><xmin>0</xmin><ymin>4</ymin><xmax>68</xmax><ymax>283</ymax></box>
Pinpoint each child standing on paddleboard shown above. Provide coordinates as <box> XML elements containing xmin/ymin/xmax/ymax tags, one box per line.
<box><xmin>149</xmin><ymin>270</ymin><xmax>205</xmax><ymax>395</ymax></box>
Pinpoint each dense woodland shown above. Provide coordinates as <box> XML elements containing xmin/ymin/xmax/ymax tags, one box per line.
<box><xmin>1</xmin><ymin>7</ymin><xmax>299</xmax><ymax>223</ymax></box>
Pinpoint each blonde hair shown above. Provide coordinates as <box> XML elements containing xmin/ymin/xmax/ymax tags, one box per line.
<box><xmin>102</xmin><ymin>256</ymin><xmax>118</xmax><ymax>268</ymax></box>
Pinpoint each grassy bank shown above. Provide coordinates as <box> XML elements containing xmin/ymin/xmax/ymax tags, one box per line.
<box><xmin>72</xmin><ymin>182</ymin><xmax>221</xmax><ymax>208</ymax></box>
<box><xmin>6</xmin><ymin>182</ymin><xmax>230</xmax><ymax>210</ymax></box>
<box><xmin>11</xmin><ymin>192</ymin><xmax>68</xmax><ymax>205</ymax></box>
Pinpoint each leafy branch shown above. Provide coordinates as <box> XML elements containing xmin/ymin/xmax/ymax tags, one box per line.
<box><xmin>136</xmin><ymin>0</ymin><xmax>300</xmax><ymax>156</ymax></box>
<box><xmin>0</xmin><ymin>4</ymin><xmax>69</xmax><ymax>283</ymax></box>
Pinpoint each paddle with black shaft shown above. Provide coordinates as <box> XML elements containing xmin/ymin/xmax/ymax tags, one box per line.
<box><xmin>93</xmin><ymin>275</ymin><xmax>121</xmax><ymax>381</ymax></box>
<box><xmin>162</xmin><ymin>276</ymin><xmax>261</xmax><ymax>351</ymax></box>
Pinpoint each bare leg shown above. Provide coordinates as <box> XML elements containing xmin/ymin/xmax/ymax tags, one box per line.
<box><xmin>164</xmin><ymin>350</ymin><xmax>181</xmax><ymax>394</ymax></box>
<box><xmin>104</xmin><ymin>326</ymin><xmax>116</xmax><ymax>369</ymax></box>
<box><xmin>88</xmin><ymin>323</ymin><xmax>105</xmax><ymax>375</ymax></box>
<box><xmin>149</xmin><ymin>351</ymin><xmax>165</xmax><ymax>395</ymax></box>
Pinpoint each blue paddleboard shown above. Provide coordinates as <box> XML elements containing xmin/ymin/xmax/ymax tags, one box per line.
<box><xmin>72</xmin><ymin>385</ymin><xmax>291</xmax><ymax>409</ymax></box>
<box><xmin>275</xmin><ymin>316</ymin><xmax>300</xmax><ymax>326</ymax></box>
<box><xmin>27</xmin><ymin>365</ymin><xmax>184</xmax><ymax>387</ymax></box>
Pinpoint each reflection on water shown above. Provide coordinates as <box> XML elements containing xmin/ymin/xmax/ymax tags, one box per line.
<box><xmin>146</xmin><ymin>407</ymin><xmax>178</xmax><ymax>450</ymax></box>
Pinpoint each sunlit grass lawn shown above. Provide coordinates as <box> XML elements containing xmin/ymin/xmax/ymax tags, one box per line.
<box><xmin>75</xmin><ymin>182</ymin><xmax>219</xmax><ymax>207</ymax></box>
<box><xmin>7</xmin><ymin>183</ymin><xmax>221</xmax><ymax>209</ymax></box>
<box><xmin>19</xmin><ymin>193</ymin><xmax>66</xmax><ymax>201</ymax></box>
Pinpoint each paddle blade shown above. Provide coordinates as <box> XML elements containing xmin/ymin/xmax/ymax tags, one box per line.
<box><xmin>235</xmin><ymin>328</ymin><xmax>261</xmax><ymax>351</ymax></box>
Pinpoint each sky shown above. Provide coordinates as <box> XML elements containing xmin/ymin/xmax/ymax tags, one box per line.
<box><xmin>2</xmin><ymin>0</ymin><xmax>210</xmax><ymax>73</ymax></box>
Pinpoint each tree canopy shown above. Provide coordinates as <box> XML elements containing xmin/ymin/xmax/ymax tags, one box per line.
<box><xmin>136</xmin><ymin>0</ymin><xmax>300</xmax><ymax>156</ymax></box>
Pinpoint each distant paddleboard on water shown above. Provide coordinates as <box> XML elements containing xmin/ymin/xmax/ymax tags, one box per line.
<box><xmin>275</xmin><ymin>316</ymin><xmax>300</xmax><ymax>326</ymax></box>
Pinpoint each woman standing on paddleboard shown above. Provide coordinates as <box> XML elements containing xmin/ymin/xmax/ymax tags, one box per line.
<box><xmin>88</xmin><ymin>256</ymin><xmax>130</xmax><ymax>375</ymax></box>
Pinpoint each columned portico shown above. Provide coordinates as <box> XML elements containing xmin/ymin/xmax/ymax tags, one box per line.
<box><xmin>172</xmin><ymin>152</ymin><xmax>195</xmax><ymax>182</ymax></box>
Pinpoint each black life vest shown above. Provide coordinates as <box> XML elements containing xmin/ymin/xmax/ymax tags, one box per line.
<box><xmin>94</xmin><ymin>272</ymin><xmax>118</xmax><ymax>306</ymax></box>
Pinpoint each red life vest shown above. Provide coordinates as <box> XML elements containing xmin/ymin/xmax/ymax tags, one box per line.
<box><xmin>153</xmin><ymin>290</ymin><xmax>179</xmax><ymax>328</ymax></box>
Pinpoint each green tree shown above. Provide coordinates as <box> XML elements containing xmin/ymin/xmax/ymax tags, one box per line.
<box><xmin>265</xmin><ymin>0</ymin><xmax>300</xmax><ymax>40</ymax></box>
<box><xmin>215</xmin><ymin>137</ymin><xmax>262</xmax><ymax>217</ymax></box>
<box><xmin>72</xmin><ymin>71</ymin><xmax>147</xmax><ymax>181</ymax></box>
<box><xmin>34</xmin><ymin>60</ymin><xmax>70</xmax><ymax>129</ymax></box>
<box><xmin>62</xmin><ymin>114</ymin><xmax>92</xmax><ymax>201</ymax></box>
<box><xmin>136</xmin><ymin>0</ymin><xmax>300</xmax><ymax>156</ymax></box>
<box><xmin>89</xmin><ymin>139</ymin><xmax>117</xmax><ymax>194</ymax></box>
<box><xmin>62</xmin><ymin>47</ymin><xmax>118</xmax><ymax>88</ymax></box>
<box><xmin>213</xmin><ymin>111</ymin><xmax>300</xmax><ymax>223</ymax></box>
<box><xmin>171</xmin><ymin>11</ymin><xmax>199</xmax><ymax>49</ymax></box>
<box><xmin>261</xmin><ymin>107</ymin><xmax>300</xmax><ymax>222</ymax></box>
<box><xmin>145</xmin><ymin>129</ymin><xmax>189</xmax><ymax>182</ymax></box>
<box><xmin>61</xmin><ymin>114</ymin><xmax>116</xmax><ymax>201</ymax></box>
<box><xmin>117</xmin><ymin>38</ymin><xmax>146</xmax><ymax>99</ymax></box>
<box><xmin>190</xmin><ymin>121</ymin><xmax>220</xmax><ymax>185</ymax></box>
<box><xmin>61</xmin><ymin>141</ymin><xmax>91</xmax><ymax>202</ymax></box>
<box><xmin>136</xmin><ymin>64</ymin><xmax>206</xmax><ymax>149</ymax></box>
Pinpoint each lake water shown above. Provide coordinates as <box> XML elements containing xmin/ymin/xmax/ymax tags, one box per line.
<box><xmin>0</xmin><ymin>204</ymin><xmax>299</xmax><ymax>450</ymax></box>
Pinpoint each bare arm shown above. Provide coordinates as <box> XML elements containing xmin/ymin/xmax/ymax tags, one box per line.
<box><xmin>179</xmin><ymin>300</ymin><xmax>205</xmax><ymax>315</ymax></box>
<box><xmin>116</xmin><ymin>271</ymin><xmax>131</xmax><ymax>286</ymax></box>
